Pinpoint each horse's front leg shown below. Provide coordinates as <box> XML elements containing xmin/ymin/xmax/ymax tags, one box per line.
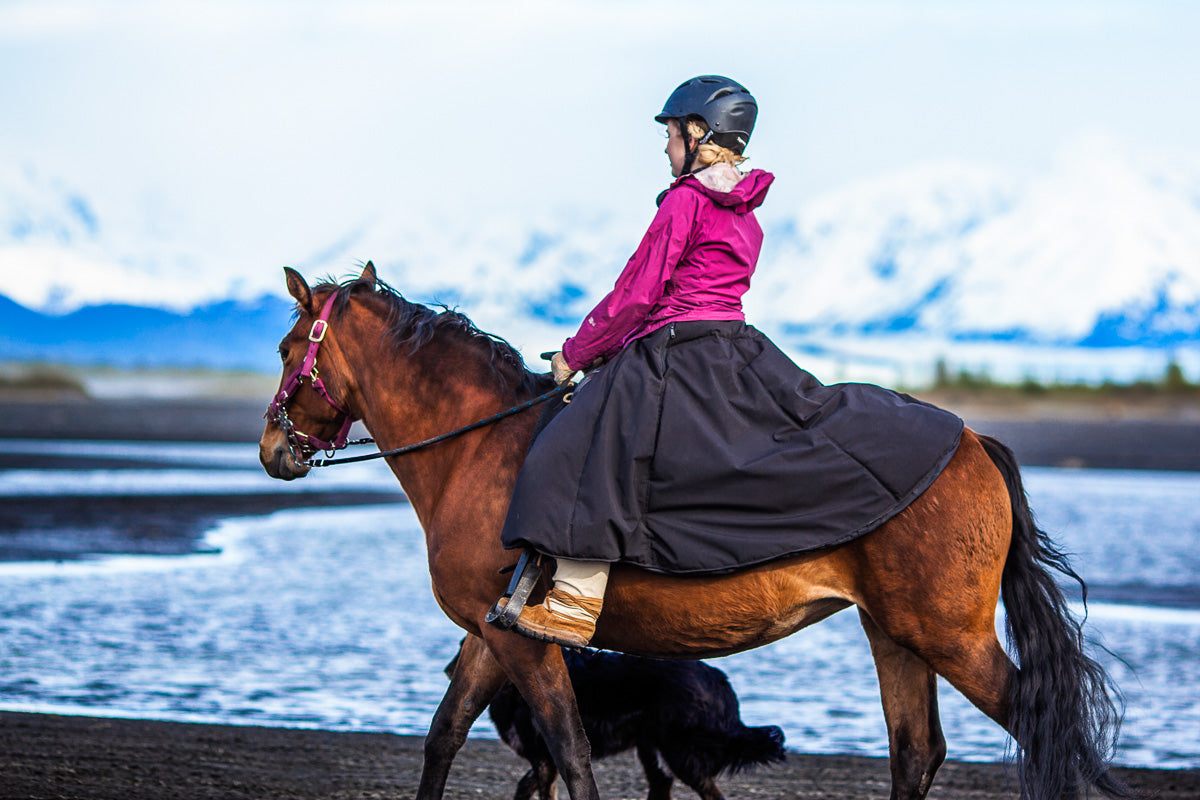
<box><xmin>417</xmin><ymin>633</ymin><xmax>508</xmax><ymax>800</ymax></box>
<box><xmin>480</xmin><ymin>628</ymin><xmax>600</xmax><ymax>800</ymax></box>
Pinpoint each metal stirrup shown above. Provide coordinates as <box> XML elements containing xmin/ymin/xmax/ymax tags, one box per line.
<box><xmin>486</xmin><ymin>549</ymin><xmax>544</xmax><ymax>629</ymax></box>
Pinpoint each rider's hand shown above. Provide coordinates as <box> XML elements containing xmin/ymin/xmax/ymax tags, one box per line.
<box><xmin>550</xmin><ymin>352</ymin><xmax>577</xmax><ymax>386</ymax></box>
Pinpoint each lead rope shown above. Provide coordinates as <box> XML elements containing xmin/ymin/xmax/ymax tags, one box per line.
<box><xmin>305</xmin><ymin>384</ymin><xmax>570</xmax><ymax>467</ymax></box>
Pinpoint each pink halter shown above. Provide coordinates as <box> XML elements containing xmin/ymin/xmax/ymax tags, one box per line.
<box><xmin>265</xmin><ymin>294</ymin><xmax>354</xmax><ymax>456</ymax></box>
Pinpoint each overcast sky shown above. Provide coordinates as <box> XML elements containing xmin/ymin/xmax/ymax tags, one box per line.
<box><xmin>3</xmin><ymin>0</ymin><xmax>1199</xmax><ymax>289</ymax></box>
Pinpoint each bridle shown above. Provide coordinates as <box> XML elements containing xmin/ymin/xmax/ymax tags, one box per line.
<box><xmin>265</xmin><ymin>292</ymin><xmax>570</xmax><ymax>468</ymax></box>
<box><xmin>265</xmin><ymin>294</ymin><xmax>355</xmax><ymax>460</ymax></box>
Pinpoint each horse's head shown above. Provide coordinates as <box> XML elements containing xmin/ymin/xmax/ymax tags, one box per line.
<box><xmin>260</xmin><ymin>260</ymin><xmax>552</xmax><ymax>482</ymax></box>
<box><xmin>259</xmin><ymin>262</ymin><xmax>376</xmax><ymax>480</ymax></box>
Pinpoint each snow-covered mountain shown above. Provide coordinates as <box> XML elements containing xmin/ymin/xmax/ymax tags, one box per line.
<box><xmin>0</xmin><ymin>164</ymin><xmax>204</xmax><ymax>313</ymax></box>
<box><xmin>4</xmin><ymin>138</ymin><xmax>1200</xmax><ymax>383</ymax></box>
<box><xmin>762</xmin><ymin>138</ymin><xmax>1200</xmax><ymax>347</ymax></box>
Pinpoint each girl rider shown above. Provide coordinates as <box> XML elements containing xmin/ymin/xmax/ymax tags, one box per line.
<box><xmin>494</xmin><ymin>75</ymin><xmax>961</xmax><ymax>648</ymax></box>
<box><xmin>496</xmin><ymin>75</ymin><xmax>771</xmax><ymax>647</ymax></box>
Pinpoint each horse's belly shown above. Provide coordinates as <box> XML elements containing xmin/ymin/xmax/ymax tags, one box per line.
<box><xmin>593</xmin><ymin>562</ymin><xmax>854</xmax><ymax>659</ymax></box>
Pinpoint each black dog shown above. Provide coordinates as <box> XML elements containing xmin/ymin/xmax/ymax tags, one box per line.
<box><xmin>447</xmin><ymin>643</ymin><xmax>785</xmax><ymax>800</ymax></box>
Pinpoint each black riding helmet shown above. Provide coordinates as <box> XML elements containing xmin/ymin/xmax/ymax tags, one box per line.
<box><xmin>655</xmin><ymin>75</ymin><xmax>758</xmax><ymax>156</ymax></box>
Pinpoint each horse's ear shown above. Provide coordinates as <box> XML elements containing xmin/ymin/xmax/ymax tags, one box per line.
<box><xmin>356</xmin><ymin>261</ymin><xmax>377</xmax><ymax>291</ymax></box>
<box><xmin>284</xmin><ymin>266</ymin><xmax>313</xmax><ymax>311</ymax></box>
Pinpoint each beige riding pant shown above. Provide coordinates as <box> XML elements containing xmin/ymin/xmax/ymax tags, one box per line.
<box><xmin>547</xmin><ymin>558</ymin><xmax>610</xmax><ymax>618</ymax></box>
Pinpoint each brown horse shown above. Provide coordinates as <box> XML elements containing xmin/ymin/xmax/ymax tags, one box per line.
<box><xmin>259</xmin><ymin>263</ymin><xmax>1133</xmax><ymax>800</ymax></box>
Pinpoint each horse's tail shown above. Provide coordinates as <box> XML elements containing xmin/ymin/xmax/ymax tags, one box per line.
<box><xmin>979</xmin><ymin>433</ymin><xmax>1135</xmax><ymax>799</ymax></box>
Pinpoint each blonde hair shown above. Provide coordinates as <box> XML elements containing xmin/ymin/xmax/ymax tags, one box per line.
<box><xmin>686</xmin><ymin>118</ymin><xmax>747</xmax><ymax>168</ymax></box>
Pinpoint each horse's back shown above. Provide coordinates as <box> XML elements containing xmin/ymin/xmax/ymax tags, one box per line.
<box><xmin>593</xmin><ymin>428</ymin><xmax>1011</xmax><ymax>658</ymax></box>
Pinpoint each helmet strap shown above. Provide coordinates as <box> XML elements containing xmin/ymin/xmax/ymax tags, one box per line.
<box><xmin>681</xmin><ymin>146</ymin><xmax>696</xmax><ymax>176</ymax></box>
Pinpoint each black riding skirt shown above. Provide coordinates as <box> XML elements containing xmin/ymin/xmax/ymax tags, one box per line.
<box><xmin>501</xmin><ymin>320</ymin><xmax>963</xmax><ymax>575</ymax></box>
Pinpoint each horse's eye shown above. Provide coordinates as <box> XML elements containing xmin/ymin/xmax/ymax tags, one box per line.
<box><xmin>279</xmin><ymin>347</ymin><xmax>289</xmax><ymax>363</ymax></box>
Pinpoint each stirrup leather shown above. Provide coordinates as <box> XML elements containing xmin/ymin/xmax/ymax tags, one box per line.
<box><xmin>485</xmin><ymin>549</ymin><xmax>543</xmax><ymax>629</ymax></box>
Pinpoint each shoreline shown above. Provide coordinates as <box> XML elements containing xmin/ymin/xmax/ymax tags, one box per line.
<box><xmin>2</xmin><ymin>395</ymin><xmax>1200</xmax><ymax>471</ymax></box>
<box><xmin>0</xmin><ymin>491</ymin><xmax>403</xmax><ymax>562</ymax></box>
<box><xmin>1</xmin><ymin>711</ymin><xmax>1196</xmax><ymax>800</ymax></box>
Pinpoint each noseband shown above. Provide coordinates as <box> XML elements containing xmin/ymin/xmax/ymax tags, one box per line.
<box><xmin>265</xmin><ymin>294</ymin><xmax>354</xmax><ymax>458</ymax></box>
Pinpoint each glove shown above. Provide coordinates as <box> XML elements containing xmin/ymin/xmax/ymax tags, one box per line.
<box><xmin>550</xmin><ymin>352</ymin><xmax>577</xmax><ymax>386</ymax></box>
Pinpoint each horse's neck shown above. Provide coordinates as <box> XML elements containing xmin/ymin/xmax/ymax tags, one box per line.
<box><xmin>347</xmin><ymin>333</ymin><xmax>534</xmax><ymax>525</ymax></box>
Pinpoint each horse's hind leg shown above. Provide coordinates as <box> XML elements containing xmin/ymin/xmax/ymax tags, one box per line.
<box><xmin>859</xmin><ymin>609</ymin><xmax>946</xmax><ymax>800</ymax></box>
<box><xmin>418</xmin><ymin>634</ymin><xmax>509</xmax><ymax>800</ymax></box>
<box><xmin>481</xmin><ymin>628</ymin><xmax>600</xmax><ymax>800</ymax></box>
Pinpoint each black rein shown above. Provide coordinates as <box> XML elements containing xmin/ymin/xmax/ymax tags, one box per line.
<box><xmin>305</xmin><ymin>384</ymin><xmax>569</xmax><ymax>468</ymax></box>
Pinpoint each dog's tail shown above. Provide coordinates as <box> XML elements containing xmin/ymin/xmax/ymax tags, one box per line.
<box><xmin>715</xmin><ymin>724</ymin><xmax>786</xmax><ymax>775</ymax></box>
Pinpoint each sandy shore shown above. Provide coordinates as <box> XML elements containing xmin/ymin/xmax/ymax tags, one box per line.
<box><xmin>1</xmin><ymin>711</ymin><xmax>1196</xmax><ymax>800</ymax></box>
<box><xmin>0</xmin><ymin>397</ymin><xmax>274</xmax><ymax>443</ymax></box>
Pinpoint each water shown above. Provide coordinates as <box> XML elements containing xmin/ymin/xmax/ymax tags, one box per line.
<box><xmin>0</xmin><ymin>439</ymin><xmax>1197</xmax><ymax>768</ymax></box>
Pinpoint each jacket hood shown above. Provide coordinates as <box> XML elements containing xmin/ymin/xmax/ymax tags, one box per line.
<box><xmin>674</xmin><ymin>165</ymin><xmax>773</xmax><ymax>214</ymax></box>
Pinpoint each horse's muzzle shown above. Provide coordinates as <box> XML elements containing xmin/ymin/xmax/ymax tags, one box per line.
<box><xmin>259</xmin><ymin>427</ymin><xmax>311</xmax><ymax>481</ymax></box>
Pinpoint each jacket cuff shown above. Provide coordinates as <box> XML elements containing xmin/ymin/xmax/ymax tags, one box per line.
<box><xmin>560</xmin><ymin>339</ymin><xmax>590</xmax><ymax>372</ymax></box>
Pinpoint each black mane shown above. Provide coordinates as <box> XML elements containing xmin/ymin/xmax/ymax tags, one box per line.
<box><xmin>313</xmin><ymin>275</ymin><xmax>550</xmax><ymax>395</ymax></box>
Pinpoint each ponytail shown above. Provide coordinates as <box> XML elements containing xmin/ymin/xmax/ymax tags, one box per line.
<box><xmin>686</xmin><ymin>118</ymin><xmax>747</xmax><ymax>169</ymax></box>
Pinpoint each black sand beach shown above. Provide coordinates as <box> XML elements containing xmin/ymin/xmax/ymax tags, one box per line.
<box><xmin>1</xmin><ymin>711</ymin><xmax>1197</xmax><ymax>800</ymax></box>
<box><xmin>0</xmin><ymin>398</ymin><xmax>272</xmax><ymax>443</ymax></box>
<box><xmin>2</xmin><ymin>394</ymin><xmax>1198</xmax><ymax>799</ymax></box>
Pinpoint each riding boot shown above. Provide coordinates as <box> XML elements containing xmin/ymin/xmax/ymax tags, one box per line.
<box><xmin>511</xmin><ymin>559</ymin><xmax>610</xmax><ymax>648</ymax></box>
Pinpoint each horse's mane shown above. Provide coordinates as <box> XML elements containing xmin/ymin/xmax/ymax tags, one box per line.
<box><xmin>313</xmin><ymin>275</ymin><xmax>551</xmax><ymax>395</ymax></box>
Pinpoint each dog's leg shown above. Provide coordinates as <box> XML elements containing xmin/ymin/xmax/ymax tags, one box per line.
<box><xmin>681</xmin><ymin>776</ymin><xmax>723</xmax><ymax>800</ymax></box>
<box><xmin>514</xmin><ymin>764</ymin><xmax>559</xmax><ymax>800</ymax></box>
<box><xmin>514</xmin><ymin>768</ymin><xmax>538</xmax><ymax>800</ymax></box>
<box><xmin>636</xmin><ymin>744</ymin><xmax>675</xmax><ymax>800</ymax></box>
<box><xmin>535</xmin><ymin>759</ymin><xmax>559</xmax><ymax>800</ymax></box>
<box><xmin>512</xmin><ymin>755</ymin><xmax>559</xmax><ymax>800</ymax></box>
<box><xmin>658</xmin><ymin>744</ymin><xmax>727</xmax><ymax>800</ymax></box>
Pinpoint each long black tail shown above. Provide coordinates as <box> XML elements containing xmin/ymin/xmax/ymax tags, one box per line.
<box><xmin>980</xmin><ymin>434</ymin><xmax>1135</xmax><ymax>799</ymax></box>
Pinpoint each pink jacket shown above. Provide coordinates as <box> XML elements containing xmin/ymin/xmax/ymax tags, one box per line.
<box><xmin>561</xmin><ymin>166</ymin><xmax>775</xmax><ymax>371</ymax></box>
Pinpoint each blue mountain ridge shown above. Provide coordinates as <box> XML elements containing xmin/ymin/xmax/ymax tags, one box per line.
<box><xmin>0</xmin><ymin>294</ymin><xmax>296</xmax><ymax>373</ymax></box>
<box><xmin>3</xmin><ymin>279</ymin><xmax>1199</xmax><ymax>378</ymax></box>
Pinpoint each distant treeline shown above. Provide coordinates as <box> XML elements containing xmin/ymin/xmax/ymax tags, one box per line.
<box><xmin>0</xmin><ymin>365</ymin><xmax>88</xmax><ymax>396</ymax></box>
<box><xmin>3</xmin><ymin>359</ymin><xmax>1198</xmax><ymax>401</ymax></box>
<box><xmin>929</xmin><ymin>358</ymin><xmax>1197</xmax><ymax>395</ymax></box>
